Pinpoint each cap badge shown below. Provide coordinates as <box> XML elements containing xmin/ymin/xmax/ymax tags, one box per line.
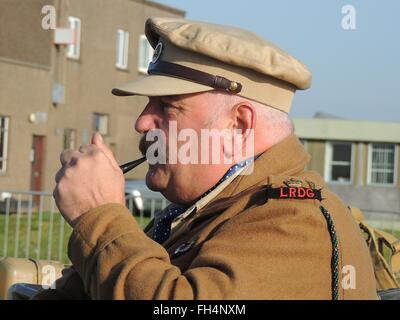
<box><xmin>152</xmin><ymin>42</ymin><xmax>164</xmax><ymax>63</ymax></box>
<box><xmin>284</xmin><ymin>178</ymin><xmax>303</xmax><ymax>188</ymax></box>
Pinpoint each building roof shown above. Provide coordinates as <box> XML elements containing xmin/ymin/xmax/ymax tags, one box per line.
<box><xmin>313</xmin><ymin>112</ymin><xmax>344</xmax><ymax>120</ymax></box>
<box><xmin>143</xmin><ymin>0</ymin><xmax>186</xmax><ymax>16</ymax></box>
<box><xmin>293</xmin><ymin>118</ymin><xmax>400</xmax><ymax>143</ymax></box>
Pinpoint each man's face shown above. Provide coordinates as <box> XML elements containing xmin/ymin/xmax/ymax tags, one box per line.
<box><xmin>135</xmin><ymin>92</ymin><xmax>230</xmax><ymax>204</ymax></box>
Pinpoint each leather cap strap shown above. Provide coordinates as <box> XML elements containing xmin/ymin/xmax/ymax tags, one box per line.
<box><xmin>148</xmin><ymin>60</ymin><xmax>243</xmax><ymax>94</ymax></box>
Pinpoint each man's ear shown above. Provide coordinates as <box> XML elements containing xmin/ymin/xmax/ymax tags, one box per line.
<box><xmin>232</xmin><ymin>101</ymin><xmax>256</xmax><ymax>132</ymax></box>
<box><xmin>222</xmin><ymin>102</ymin><xmax>256</xmax><ymax>160</ymax></box>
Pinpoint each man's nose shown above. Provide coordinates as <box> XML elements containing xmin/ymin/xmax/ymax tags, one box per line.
<box><xmin>134</xmin><ymin>103</ymin><xmax>159</xmax><ymax>134</ymax></box>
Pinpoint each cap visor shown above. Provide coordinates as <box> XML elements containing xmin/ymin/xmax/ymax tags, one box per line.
<box><xmin>112</xmin><ymin>75</ymin><xmax>213</xmax><ymax>97</ymax></box>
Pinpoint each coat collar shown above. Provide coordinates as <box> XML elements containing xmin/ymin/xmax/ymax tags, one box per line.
<box><xmin>210</xmin><ymin>133</ymin><xmax>311</xmax><ymax>201</ymax></box>
<box><xmin>162</xmin><ymin>134</ymin><xmax>312</xmax><ymax>248</ymax></box>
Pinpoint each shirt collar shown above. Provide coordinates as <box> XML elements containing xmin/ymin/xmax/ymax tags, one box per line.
<box><xmin>155</xmin><ymin>156</ymin><xmax>257</xmax><ymax>224</ymax></box>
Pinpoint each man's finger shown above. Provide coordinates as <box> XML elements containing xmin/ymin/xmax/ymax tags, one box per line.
<box><xmin>60</xmin><ymin>149</ymin><xmax>82</xmax><ymax>166</ymax></box>
<box><xmin>55</xmin><ymin>166</ymin><xmax>66</xmax><ymax>183</ymax></box>
<box><xmin>79</xmin><ymin>144</ymin><xmax>92</xmax><ymax>154</ymax></box>
<box><xmin>91</xmin><ymin>132</ymin><xmax>119</xmax><ymax>168</ymax></box>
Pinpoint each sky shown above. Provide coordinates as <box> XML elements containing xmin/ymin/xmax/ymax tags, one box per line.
<box><xmin>156</xmin><ymin>0</ymin><xmax>400</xmax><ymax>122</ymax></box>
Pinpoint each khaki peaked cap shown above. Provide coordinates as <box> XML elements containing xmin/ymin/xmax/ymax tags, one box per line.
<box><xmin>112</xmin><ymin>17</ymin><xmax>312</xmax><ymax>113</ymax></box>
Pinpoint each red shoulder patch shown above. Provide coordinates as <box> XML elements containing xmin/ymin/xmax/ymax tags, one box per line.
<box><xmin>266</xmin><ymin>187</ymin><xmax>323</xmax><ymax>201</ymax></box>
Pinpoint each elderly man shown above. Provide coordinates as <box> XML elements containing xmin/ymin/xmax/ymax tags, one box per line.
<box><xmin>34</xmin><ymin>18</ymin><xmax>377</xmax><ymax>300</ymax></box>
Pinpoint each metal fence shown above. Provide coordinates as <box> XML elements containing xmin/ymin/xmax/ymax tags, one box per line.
<box><xmin>0</xmin><ymin>189</ymin><xmax>168</xmax><ymax>264</ymax></box>
<box><xmin>1</xmin><ymin>189</ymin><xmax>400</xmax><ymax>265</ymax></box>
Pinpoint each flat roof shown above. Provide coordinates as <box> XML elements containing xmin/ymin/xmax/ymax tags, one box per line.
<box><xmin>293</xmin><ymin>118</ymin><xmax>400</xmax><ymax>143</ymax></box>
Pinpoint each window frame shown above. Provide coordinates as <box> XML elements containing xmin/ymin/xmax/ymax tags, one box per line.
<box><xmin>367</xmin><ymin>143</ymin><xmax>398</xmax><ymax>187</ymax></box>
<box><xmin>138</xmin><ymin>34</ymin><xmax>154</xmax><ymax>74</ymax></box>
<box><xmin>116</xmin><ymin>29</ymin><xmax>129</xmax><ymax>70</ymax></box>
<box><xmin>93</xmin><ymin>113</ymin><xmax>109</xmax><ymax>136</ymax></box>
<box><xmin>67</xmin><ymin>16</ymin><xmax>81</xmax><ymax>60</ymax></box>
<box><xmin>0</xmin><ymin>116</ymin><xmax>10</xmax><ymax>174</ymax></box>
<box><xmin>324</xmin><ymin>141</ymin><xmax>355</xmax><ymax>185</ymax></box>
<box><xmin>63</xmin><ymin>128</ymin><xmax>77</xmax><ymax>150</ymax></box>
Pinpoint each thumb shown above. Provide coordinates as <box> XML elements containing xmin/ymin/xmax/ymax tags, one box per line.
<box><xmin>91</xmin><ymin>132</ymin><xmax>119</xmax><ymax>168</ymax></box>
<box><xmin>91</xmin><ymin>132</ymin><xmax>104</xmax><ymax>146</ymax></box>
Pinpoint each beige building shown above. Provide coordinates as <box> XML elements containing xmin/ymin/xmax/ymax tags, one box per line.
<box><xmin>294</xmin><ymin>115</ymin><xmax>400</xmax><ymax>219</ymax></box>
<box><xmin>1</xmin><ymin>1</ymin><xmax>398</xmax><ymax>220</ymax></box>
<box><xmin>0</xmin><ymin>0</ymin><xmax>184</xmax><ymax>192</ymax></box>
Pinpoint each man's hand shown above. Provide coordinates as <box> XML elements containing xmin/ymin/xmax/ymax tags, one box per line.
<box><xmin>54</xmin><ymin>133</ymin><xmax>125</xmax><ymax>227</ymax></box>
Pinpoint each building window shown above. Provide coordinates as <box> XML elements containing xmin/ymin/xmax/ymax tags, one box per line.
<box><xmin>116</xmin><ymin>29</ymin><xmax>129</xmax><ymax>69</ymax></box>
<box><xmin>63</xmin><ymin>128</ymin><xmax>77</xmax><ymax>150</ymax></box>
<box><xmin>325</xmin><ymin>142</ymin><xmax>353</xmax><ymax>183</ymax></box>
<box><xmin>368</xmin><ymin>143</ymin><xmax>397</xmax><ymax>185</ymax></box>
<box><xmin>138</xmin><ymin>35</ymin><xmax>154</xmax><ymax>74</ymax></box>
<box><xmin>93</xmin><ymin>113</ymin><xmax>109</xmax><ymax>136</ymax></box>
<box><xmin>0</xmin><ymin>116</ymin><xmax>9</xmax><ymax>173</ymax></box>
<box><xmin>67</xmin><ymin>17</ymin><xmax>81</xmax><ymax>59</ymax></box>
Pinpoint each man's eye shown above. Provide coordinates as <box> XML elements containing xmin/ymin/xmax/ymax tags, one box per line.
<box><xmin>160</xmin><ymin>102</ymin><xmax>176</xmax><ymax>111</ymax></box>
<box><xmin>160</xmin><ymin>102</ymin><xmax>169</xmax><ymax>109</ymax></box>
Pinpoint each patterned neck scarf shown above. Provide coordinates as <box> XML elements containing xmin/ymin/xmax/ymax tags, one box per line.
<box><xmin>151</xmin><ymin>157</ymin><xmax>257</xmax><ymax>244</ymax></box>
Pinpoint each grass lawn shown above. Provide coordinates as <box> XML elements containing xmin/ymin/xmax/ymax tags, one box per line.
<box><xmin>0</xmin><ymin>211</ymin><xmax>151</xmax><ymax>264</ymax></box>
<box><xmin>1</xmin><ymin>210</ymin><xmax>399</xmax><ymax>266</ymax></box>
<box><xmin>386</xmin><ymin>229</ymin><xmax>400</xmax><ymax>239</ymax></box>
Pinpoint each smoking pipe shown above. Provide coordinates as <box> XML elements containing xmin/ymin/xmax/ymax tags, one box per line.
<box><xmin>119</xmin><ymin>156</ymin><xmax>147</xmax><ymax>174</ymax></box>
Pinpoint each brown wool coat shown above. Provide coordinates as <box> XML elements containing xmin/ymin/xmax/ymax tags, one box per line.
<box><xmin>33</xmin><ymin>135</ymin><xmax>377</xmax><ymax>300</ymax></box>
